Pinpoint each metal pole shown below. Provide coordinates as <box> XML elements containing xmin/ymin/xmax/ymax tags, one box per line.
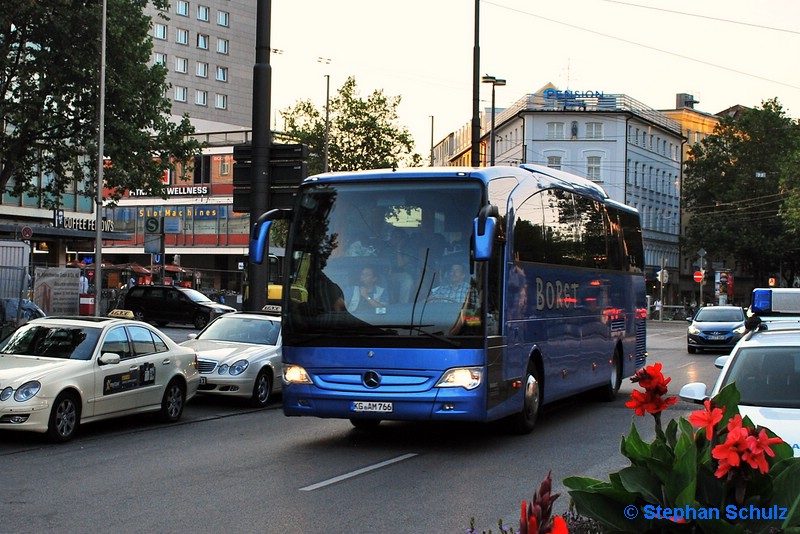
<box><xmin>247</xmin><ymin>0</ymin><xmax>272</xmax><ymax>311</ymax></box>
<box><xmin>659</xmin><ymin>257</ymin><xmax>666</xmax><ymax>321</ymax></box>
<box><xmin>429</xmin><ymin>115</ymin><xmax>434</xmax><ymax>166</ymax></box>
<box><xmin>470</xmin><ymin>0</ymin><xmax>480</xmax><ymax>166</ymax></box>
<box><xmin>323</xmin><ymin>74</ymin><xmax>330</xmax><ymax>173</ymax></box>
<box><xmin>94</xmin><ymin>0</ymin><xmax>107</xmax><ymax>316</ymax></box>
<box><xmin>490</xmin><ymin>84</ymin><xmax>496</xmax><ymax>166</ymax></box>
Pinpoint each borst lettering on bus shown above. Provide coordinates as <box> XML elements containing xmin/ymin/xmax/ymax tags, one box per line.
<box><xmin>535</xmin><ymin>277</ymin><xmax>579</xmax><ymax>310</ymax></box>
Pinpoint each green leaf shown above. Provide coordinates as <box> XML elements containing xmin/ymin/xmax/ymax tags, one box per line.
<box><xmin>621</xmin><ymin>422</ymin><xmax>651</xmax><ymax>464</ymax></box>
<box><xmin>665</xmin><ymin>419</ymin><xmax>698</xmax><ymax>507</ymax></box>
<box><xmin>617</xmin><ymin>466</ymin><xmax>663</xmax><ymax>504</ymax></box>
<box><xmin>567</xmin><ymin>490</ymin><xmax>642</xmax><ymax>533</ymax></box>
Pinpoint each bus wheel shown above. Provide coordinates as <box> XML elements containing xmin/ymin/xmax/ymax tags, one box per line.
<box><xmin>350</xmin><ymin>419</ymin><xmax>381</xmax><ymax>430</ymax></box>
<box><xmin>597</xmin><ymin>349</ymin><xmax>623</xmax><ymax>401</ymax></box>
<box><xmin>507</xmin><ymin>364</ymin><xmax>540</xmax><ymax>435</ymax></box>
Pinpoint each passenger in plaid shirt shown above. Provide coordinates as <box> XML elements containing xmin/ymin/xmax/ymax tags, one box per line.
<box><xmin>431</xmin><ymin>262</ymin><xmax>471</xmax><ymax>302</ymax></box>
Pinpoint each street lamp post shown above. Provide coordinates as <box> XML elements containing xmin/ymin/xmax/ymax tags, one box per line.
<box><xmin>318</xmin><ymin>57</ymin><xmax>331</xmax><ymax>173</ymax></box>
<box><xmin>481</xmin><ymin>75</ymin><xmax>505</xmax><ymax>166</ymax></box>
<box><xmin>94</xmin><ymin>0</ymin><xmax>107</xmax><ymax>316</ymax></box>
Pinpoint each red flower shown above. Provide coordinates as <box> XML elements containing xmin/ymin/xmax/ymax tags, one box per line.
<box><xmin>689</xmin><ymin>399</ymin><xmax>725</xmax><ymax>440</ymax></box>
<box><xmin>742</xmin><ymin>428</ymin><xmax>783</xmax><ymax>474</ymax></box>
<box><xmin>625</xmin><ymin>386</ymin><xmax>678</xmax><ymax>416</ymax></box>
<box><xmin>631</xmin><ymin>362</ymin><xmax>672</xmax><ymax>395</ymax></box>
<box><xmin>551</xmin><ymin>515</ymin><xmax>569</xmax><ymax>534</ymax></box>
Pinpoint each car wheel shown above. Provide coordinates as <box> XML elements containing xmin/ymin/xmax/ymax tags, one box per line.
<box><xmin>687</xmin><ymin>346</ymin><xmax>697</xmax><ymax>354</ymax></box>
<box><xmin>46</xmin><ymin>391</ymin><xmax>80</xmax><ymax>443</ymax></box>
<box><xmin>251</xmin><ymin>369</ymin><xmax>272</xmax><ymax>408</ymax></box>
<box><xmin>159</xmin><ymin>379</ymin><xmax>186</xmax><ymax>423</ymax></box>
<box><xmin>350</xmin><ymin>418</ymin><xmax>381</xmax><ymax>430</ymax></box>
<box><xmin>133</xmin><ymin>309</ymin><xmax>146</xmax><ymax>322</ymax></box>
<box><xmin>506</xmin><ymin>362</ymin><xmax>541</xmax><ymax>434</ymax></box>
<box><xmin>597</xmin><ymin>349</ymin><xmax>622</xmax><ymax>401</ymax></box>
<box><xmin>193</xmin><ymin>314</ymin><xmax>209</xmax><ymax>330</ymax></box>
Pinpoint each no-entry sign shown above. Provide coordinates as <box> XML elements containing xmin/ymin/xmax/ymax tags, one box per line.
<box><xmin>693</xmin><ymin>271</ymin><xmax>704</xmax><ymax>283</ymax></box>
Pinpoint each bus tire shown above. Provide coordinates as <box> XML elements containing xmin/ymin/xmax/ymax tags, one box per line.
<box><xmin>597</xmin><ymin>348</ymin><xmax>623</xmax><ymax>401</ymax></box>
<box><xmin>507</xmin><ymin>363</ymin><xmax>541</xmax><ymax>435</ymax></box>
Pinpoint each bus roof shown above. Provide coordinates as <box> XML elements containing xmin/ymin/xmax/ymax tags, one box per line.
<box><xmin>302</xmin><ymin>164</ymin><xmax>610</xmax><ymax>203</ymax></box>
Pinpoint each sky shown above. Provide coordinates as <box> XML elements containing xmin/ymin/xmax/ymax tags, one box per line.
<box><xmin>268</xmin><ymin>0</ymin><xmax>800</xmax><ymax>156</ymax></box>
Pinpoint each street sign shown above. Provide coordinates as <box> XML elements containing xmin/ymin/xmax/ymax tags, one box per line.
<box><xmin>21</xmin><ymin>226</ymin><xmax>33</xmax><ymax>239</ymax></box>
<box><xmin>693</xmin><ymin>271</ymin><xmax>704</xmax><ymax>283</ymax></box>
<box><xmin>144</xmin><ymin>216</ymin><xmax>162</xmax><ymax>234</ymax></box>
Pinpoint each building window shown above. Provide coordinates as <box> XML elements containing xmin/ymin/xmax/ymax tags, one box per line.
<box><xmin>546</xmin><ymin>155</ymin><xmax>562</xmax><ymax>170</ymax></box>
<box><xmin>154</xmin><ymin>23</ymin><xmax>167</xmax><ymax>40</ymax></box>
<box><xmin>217</xmin><ymin>10</ymin><xmax>229</xmax><ymax>26</ymax></box>
<box><xmin>196</xmin><ymin>61</ymin><xmax>208</xmax><ymax>78</ymax></box>
<box><xmin>176</xmin><ymin>0</ymin><xmax>189</xmax><ymax>16</ymax></box>
<box><xmin>195</xmin><ymin>90</ymin><xmax>207</xmax><ymax>106</ymax></box>
<box><xmin>587</xmin><ymin>156</ymin><xmax>601</xmax><ymax>181</ymax></box>
<box><xmin>219</xmin><ymin>156</ymin><xmax>231</xmax><ymax>177</ymax></box>
<box><xmin>216</xmin><ymin>38</ymin><xmax>229</xmax><ymax>54</ymax></box>
<box><xmin>215</xmin><ymin>66</ymin><xmax>228</xmax><ymax>82</ymax></box>
<box><xmin>153</xmin><ymin>52</ymin><xmax>167</xmax><ymax>66</ymax></box>
<box><xmin>215</xmin><ymin>94</ymin><xmax>227</xmax><ymax>109</ymax></box>
<box><xmin>176</xmin><ymin>28</ymin><xmax>188</xmax><ymax>45</ymax></box>
<box><xmin>546</xmin><ymin>122</ymin><xmax>564</xmax><ymax>140</ymax></box>
<box><xmin>586</xmin><ymin>122</ymin><xmax>603</xmax><ymax>139</ymax></box>
<box><xmin>197</xmin><ymin>5</ymin><xmax>209</xmax><ymax>21</ymax></box>
<box><xmin>197</xmin><ymin>33</ymin><xmax>209</xmax><ymax>49</ymax></box>
<box><xmin>175</xmin><ymin>57</ymin><xmax>188</xmax><ymax>73</ymax></box>
<box><xmin>175</xmin><ymin>86</ymin><xmax>187</xmax><ymax>102</ymax></box>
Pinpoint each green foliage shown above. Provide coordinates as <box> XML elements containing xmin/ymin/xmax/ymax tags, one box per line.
<box><xmin>1</xmin><ymin>0</ymin><xmax>202</xmax><ymax>208</ymax></box>
<box><xmin>280</xmin><ymin>76</ymin><xmax>422</xmax><ymax>174</ymax></box>
<box><xmin>564</xmin><ymin>382</ymin><xmax>800</xmax><ymax>533</ymax></box>
<box><xmin>682</xmin><ymin>98</ymin><xmax>800</xmax><ymax>286</ymax></box>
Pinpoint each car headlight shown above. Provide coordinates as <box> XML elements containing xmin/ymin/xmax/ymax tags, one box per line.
<box><xmin>435</xmin><ymin>367</ymin><xmax>482</xmax><ymax>390</ymax></box>
<box><xmin>1</xmin><ymin>386</ymin><xmax>13</xmax><ymax>401</ymax></box>
<box><xmin>14</xmin><ymin>381</ymin><xmax>41</xmax><ymax>402</ymax></box>
<box><xmin>229</xmin><ymin>359</ymin><xmax>249</xmax><ymax>376</ymax></box>
<box><xmin>733</xmin><ymin>325</ymin><xmax>747</xmax><ymax>334</ymax></box>
<box><xmin>284</xmin><ymin>365</ymin><xmax>312</xmax><ymax>384</ymax></box>
<box><xmin>688</xmin><ymin>325</ymin><xmax>700</xmax><ymax>335</ymax></box>
<box><xmin>218</xmin><ymin>363</ymin><xmax>229</xmax><ymax>375</ymax></box>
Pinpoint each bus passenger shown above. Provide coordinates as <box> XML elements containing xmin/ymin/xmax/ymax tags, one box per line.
<box><xmin>431</xmin><ymin>262</ymin><xmax>471</xmax><ymax>302</ymax></box>
<box><xmin>346</xmin><ymin>266</ymin><xmax>388</xmax><ymax>312</ymax></box>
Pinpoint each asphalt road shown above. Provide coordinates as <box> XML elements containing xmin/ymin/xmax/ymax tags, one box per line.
<box><xmin>1</xmin><ymin>320</ymin><xmax>718</xmax><ymax>533</ymax></box>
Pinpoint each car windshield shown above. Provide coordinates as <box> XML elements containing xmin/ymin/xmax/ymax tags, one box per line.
<box><xmin>197</xmin><ymin>315</ymin><xmax>280</xmax><ymax>345</ymax></box>
<box><xmin>694</xmin><ymin>308</ymin><xmax>744</xmax><ymax>322</ymax></box>
<box><xmin>724</xmin><ymin>347</ymin><xmax>800</xmax><ymax>408</ymax></box>
<box><xmin>180</xmin><ymin>288</ymin><xmax>213</xmax><ymax>303</ymax></box>
<box><xmin>0</xmin><ymin>324</ymin><xmax>101</xmax><ymax>360</ymax></box>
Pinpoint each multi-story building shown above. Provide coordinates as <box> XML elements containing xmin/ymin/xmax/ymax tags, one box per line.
<box><xmin>434</xmin><ymin>84</ymin><xmax>684</xmax><ymax>299</ymax></box>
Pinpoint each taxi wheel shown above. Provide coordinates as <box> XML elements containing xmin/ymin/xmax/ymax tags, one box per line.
<box><xmin>251</xmin><ymin>369</ymin><xmax>272</xmax><ymax>408</ymax></box>
<box><xmin>159</xmin><ymin>379</ymin><xmax>185</xmax><ymax>423</ymax></box>
<box><xmin>193</xmin><ymin>314</ymin><xmax>209</xmax><ymax>330</ymax></box>
<box><xmin>47</xmin><ymin>391</ymin><xmax>80</xmax><ymax>443</ymax></box>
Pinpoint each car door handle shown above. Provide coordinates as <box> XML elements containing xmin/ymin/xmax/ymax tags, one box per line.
<box><xmin>161</xmin><ymin>359</ymin><xmax>171</xmax><ymax>365</ymax></box>
<box><xmin>130</xmin><ymin>366</ymin><xmax>139</xmax><ymax>372</ymax></box>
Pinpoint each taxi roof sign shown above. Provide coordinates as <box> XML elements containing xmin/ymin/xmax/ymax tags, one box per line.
<box><xmin>751</xmin><ymin>288</ymin><xmax>800</xmax><ymax>315</ymax></box>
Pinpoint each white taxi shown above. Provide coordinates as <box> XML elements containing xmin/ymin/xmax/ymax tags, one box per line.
<box><xmin>0</xmin><ymin>314</ymin><xmax>200</xmax><ymax>442</ymax></box>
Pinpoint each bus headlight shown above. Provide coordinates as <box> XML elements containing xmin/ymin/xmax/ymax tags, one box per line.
<box><xmin>435</xmin><ymin>367</ymin><xmax>482</xmax><ymax>390</ymax></box>
<box><xmin>284</xmin><ymin>365</ymin><xmax>312</xmax><ymax>384</ymax></box>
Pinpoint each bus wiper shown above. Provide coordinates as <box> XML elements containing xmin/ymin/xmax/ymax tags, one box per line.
<box><xmin>378</xmin><ymin>324</ymin><xmax>461</xmax><ymax>347</ymax></box>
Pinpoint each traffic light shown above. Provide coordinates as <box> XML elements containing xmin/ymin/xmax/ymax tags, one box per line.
<box><xmin>232</xmin><ymin>143</ymin><xmax>252</xmax><ymax>213</ymax></box>
<box><xmin>230</xmin><ymin>143</ymin><xmax>308</xmax><ymax>212</ymax></box>
<box><xmin>656</xmin><ymin>269</ymin><xmax>669</xmax><ymax>284</ymax></box>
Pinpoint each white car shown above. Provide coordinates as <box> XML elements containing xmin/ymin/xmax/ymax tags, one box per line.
<box><xmin>680</xmin><ymin>321</ymin><xmax>800</xmax><ymax>457</ymax></box>
<box><xmin>181</xmin><ymin>311</ymin><xmax>282</xmax><ymax>408</ymax></box>
<box><xmin>0</xmin><ymin>315</ymin><xmax>200</xmax><ymax>442</ymax></box>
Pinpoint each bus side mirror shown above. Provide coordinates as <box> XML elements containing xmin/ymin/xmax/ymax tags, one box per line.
<box><xmin>249</xmin><ymin>209</ymin><xmax>292</xmax><ymax>264</ymax></box>
<box><xmin>474</xmin><ymin>205</ymin><xmax>499</xmax><ymax>261</ymax></box>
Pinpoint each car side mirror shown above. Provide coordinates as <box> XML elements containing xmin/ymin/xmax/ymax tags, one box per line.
<box><xmin>679</xmin><ymin>382</ymin><xmax>708</xmax><ymax>404</ymax></box>
<box><xmin>99</xmin><ymin>352</ymin><xmax>121</xmax><ymax>365</ymax></box>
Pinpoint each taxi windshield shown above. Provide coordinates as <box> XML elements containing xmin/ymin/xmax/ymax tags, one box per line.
<box><xmin>0</xmin><ymin>324</ymin><xmax>100</xmax><ymax>360</ymax></box>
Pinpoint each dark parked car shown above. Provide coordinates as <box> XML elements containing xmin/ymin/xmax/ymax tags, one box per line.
<box><xmin>123</xmin><ymin>285</ymin><xmax>235</xmax><ymax>329</ymax></box>
<box><xmin>686</xmin><ymin>305</ymin><xmax>746</xmax><ymax>353</ymax></box>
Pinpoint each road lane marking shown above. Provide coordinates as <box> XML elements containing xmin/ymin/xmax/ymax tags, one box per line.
<box><xmin>299</xmin><ymin>453</ymin><xmax>418</xmax><ymax>491</ymax></box>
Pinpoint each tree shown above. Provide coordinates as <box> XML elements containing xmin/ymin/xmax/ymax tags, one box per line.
<box><xmin>682</xmin><ymin>98</ymin><xmax>800</xmax><ymax>286</ymax></box>
<box><xmin>280</xmin><ymin>76</ymin><xmax>422</xmax><ymax>174</ymax></box>
<box><xmin>0</xmin><ymin>0</ymin><xmax>202</xmax><ymax>209</ymax></box>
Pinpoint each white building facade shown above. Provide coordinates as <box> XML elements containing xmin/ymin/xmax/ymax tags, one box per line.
<box><xmin>435</xmin><ymin>87</ymin><xmax>683</xmax><ymax>285</ymax></box>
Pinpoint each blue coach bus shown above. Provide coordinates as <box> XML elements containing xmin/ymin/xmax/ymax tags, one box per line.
<box><xmin>251</xmin><ymin>164</ymin><xmax>647</xmax><ymax>433</ymax></box>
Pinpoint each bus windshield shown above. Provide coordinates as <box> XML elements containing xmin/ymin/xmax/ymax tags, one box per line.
<box><xmin>284</xmin><ymin>180</ymin><xmax>484</xmax><ymax>343</ymax></box>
